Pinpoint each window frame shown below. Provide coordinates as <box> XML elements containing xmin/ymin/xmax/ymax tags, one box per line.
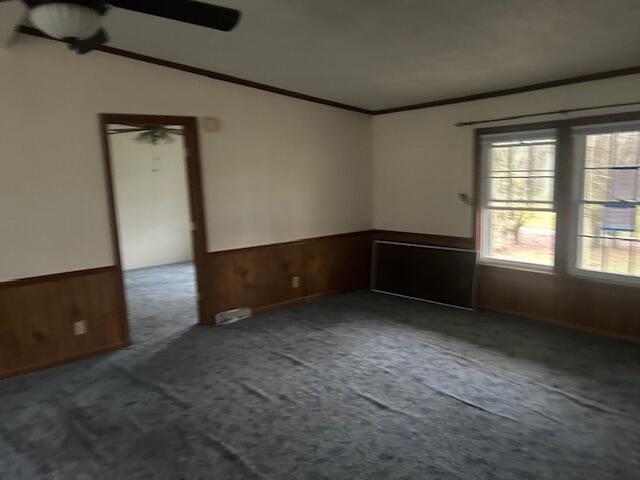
<box><xmin>474</xmin><ymin>111</ymin><xmax>640</xmax><ymax>287</ymax></box>
<box><xmin>568</xmin><ymin>121</ymin><xmax>640</xmax><ymax>286</ymax></box>
<box><xmin>477</xmin><ymin>128</ymin><xmax>559</xmax><ymax>271</ymax></box>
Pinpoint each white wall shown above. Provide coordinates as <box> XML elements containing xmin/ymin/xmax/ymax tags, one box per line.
<box><xmin>372</xmin><ymin>74</ymin><xmax>640</xmax><ymax>238</ymax></box>
<box><xmin>0</xmin><ymin>35</ymin><xmax>371</xmax><ymax>281</ymax></box>
<box><xmin>4</xmin><ymin>34</ymin><xmax>640</xmax><ymax>282</ymax></box>
<box><xmin>109</xmin><ymin>130</ymin><xmax>192</xmax><ymax>270</ymax></box>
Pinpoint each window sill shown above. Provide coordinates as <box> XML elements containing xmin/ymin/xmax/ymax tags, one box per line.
<box><xmin>477</xmin><ymin>258</ymin><xmax>556</xmax><ymax>275</ymax></box>
<box><xmin>477</xmin><ymin>260</ymin><xmax>640</xmax><ymax>288</ymax></box>
<box><xmin>568</xmin><ymin>268</ymin><xmax>640</xmax><ymax>288</ymax></box>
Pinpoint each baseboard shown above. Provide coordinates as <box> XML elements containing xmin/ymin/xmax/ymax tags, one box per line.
<box><xmin>480</xmin><ymin>304</ymin><xmax>640</xmax><ymax>345</ymax></box>
<box><xmin>0</xmin><ymin>341</ymin><xmax>130</xmax><ymax>380</ymax></box>
<box><xmin>476</xmin><ymin>264</ymin><xmax>640</xmax><ymax>343</ymax></box>
<box><xmin>252</xmin><ymin>290</ymin><xmax>344</xmax><ymax>314</ymax></box>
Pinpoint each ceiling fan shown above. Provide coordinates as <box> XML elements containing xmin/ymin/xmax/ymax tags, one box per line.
<box><xmin>107</xmin><ymin>125</ymin><xmax>183</xmax><ymax>145</ymax></box>
<box><xmin>22</xmin><ymin>0</ymin><xmax>241</xmax><ymax>54</ymax></box>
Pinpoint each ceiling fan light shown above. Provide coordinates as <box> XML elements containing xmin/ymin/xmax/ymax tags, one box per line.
<box><xmin>29</xmin><ymin>2</ymin><xmax>103</xmax><ymax>40</ymax></box>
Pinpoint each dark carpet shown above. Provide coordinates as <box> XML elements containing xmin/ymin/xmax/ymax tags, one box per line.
<box><xmin>1</xmin><ymin>263</ymin><xmax>639</xmax><ymax>479</ymax></box>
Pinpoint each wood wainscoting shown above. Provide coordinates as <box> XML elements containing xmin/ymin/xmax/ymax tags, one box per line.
<box><xmin>0</xmin><ymin>266</ymin><xmax>129</xmax><ymax>379</ymax></box>
<box><xmin>372</xmin><ymin>230</ymin><xmax>640</xmax><ymax>342</ymax></box>
<box><xmin>476</xmin><ymin>265</ymin><xmax>640</xmax><ymax>342</ymax></box>
<box><xmin>205</xmin><ymin>231</ymin><xmax>373</xmax><ymax>318</ymax></box>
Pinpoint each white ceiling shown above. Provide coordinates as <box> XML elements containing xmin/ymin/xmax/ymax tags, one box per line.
<box><xmin>23</xmin><ymin>0</ymin><xmax>640</xmax><ymax>110</ymax></box>
<box><xmin>0</xmin><ymin>0</ymin><xmax>25</xmax><ymax>46</ymax></box>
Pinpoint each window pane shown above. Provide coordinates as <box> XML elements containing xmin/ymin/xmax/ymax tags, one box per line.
<box><xmin>579</xmin><ymin>203</ymin><xmax>603</xmax><ymax>237</ymax></box>
<box><xmin>490</xmin><ymin>147</ymin><xmax>510</xmax><ymax>171</ymax></box>
<box><xmin>577</xmin><ymin>127</ymin><xmax>640</xmax><ymax>280</ymax></box>
<box><xmin>577</xmin><ymin>204</ymin><xmax>640</xmax><ymax>277</ymax></box>
<box><xmin>615</xmin><ymin>132</ymin><xmax>640</xmax><ymax>166</ymax></box>
<box><xmin>482</xmin><ymin>132</ymin><xmax>557</xmax><ymax>267</ymax></box>
<box><xmin>531</xmin><ymin>144</ymin><xmax>555</xmax><ymax>171</ymax></box>
<box><xmin>579</xmin><ymin>235</ymin><xmax>603</xmax><ymax>271</ymax></box>
<box><xmin>489</xmin><ymin>143</ymin><xmax>555</xmax><ymax>173</ymax></box>
<box><xmin>583</xmin><ymin>167</ymin><xmax>638</xmax><ymax>202</ymax></box>
<box><xmin>579</xmin><ymin>236</ymin><xmax>638</xmax><ymax>277</ymax></box>
<box><xmin>586</xmin><ymin>133</ymin><xmax>613</xmax><ymax>168</ymax></box>
<box><xmin>583</xmin><ymin>169</ymin><xmax>611</xmax><ymax>201</ymax></box>
<box><xmin>489</xmin><ymin>176</ymin><xmax>554</xmax><ymax>202</ymax></box>
<box><xmin>486</xmin><ymin>210</ymin><xmax>556</xmax><ymax>266</ymax></box>
<box><xmin>585</xmin><ymin>132</ymin><xmax>640</xmax><ymax>168</ymax></box>
<box><xmin>488</xmin><ymin>138</ymin><xmax>555</xmax><ymax>205</ymax></box>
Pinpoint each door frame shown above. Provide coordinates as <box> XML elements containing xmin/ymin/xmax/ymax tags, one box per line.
<box><xmin>99</xmin><ymin>113</ymin><xmax>211</xmax><ymax>333</ymax></box>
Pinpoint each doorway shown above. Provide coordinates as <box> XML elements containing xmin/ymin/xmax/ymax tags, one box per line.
<box><xmin>100</xmin><ymin>114</ymin><xmax>210</xmax><ymax>342</ymax></box>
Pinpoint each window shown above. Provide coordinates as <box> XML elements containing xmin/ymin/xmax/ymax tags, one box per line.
<box><xmin>479</xmin><ymin>131</ymin><xmax>557</xmax><ymax>267</ymax></box>
<box><xmin>572</xmin><ymin>123</ymin><xmax>640</xmax><ymax>280</ymax></box>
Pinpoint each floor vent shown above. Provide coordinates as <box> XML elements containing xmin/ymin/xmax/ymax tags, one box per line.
<box><xmin>215</xmin><ymin>307</ymin><xmax>252</xmax><ymax>326</ymax></box>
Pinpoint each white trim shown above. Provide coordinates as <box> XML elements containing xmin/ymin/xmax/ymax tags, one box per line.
<box><xmin>480</xmin><ymin>129</ymin><xmax>557</xmax><ymax>144</ymax></box>
<box><xmin>373</xmin><ymin>239</ymin><xmax>476</xmax><ymax>253</ymax></box>
<box><xmin>569</xmin><ymin>266</ymin><xmax>640</xmax><ymax>287</ymax></box>
<box><xmin>571</xmin><ymin>120</ymin><xmax>640</xmax><ymax>136</ymax></box>
<box><xmin>478</xmin><ymin>128</ymin><xmax>559</xmax><ymax>270</ymax></box>
<box><xmin>370</xmin><ymin>289</ymin><xmax>474</xmax><ymax>311</ymax></box>
<box><xmin>485</xmin><ymin>205</ymin><xmax>555</xmax><ymax>212</ymax></box>
<box><xmin>569</xmin><ymin>127</ymin><xmax>640</xmax><ymax>285</ymax></box>
<box><xmin>477</xmin><ymin>257</ymin><xmax>555</xmax><ymax>273</ymax></box>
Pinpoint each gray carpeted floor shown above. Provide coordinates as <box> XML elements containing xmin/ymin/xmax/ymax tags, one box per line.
<box><xmin>1</xmin><ymin>262</ymin><xmax>640</xmax><ymax>479</ymax></box>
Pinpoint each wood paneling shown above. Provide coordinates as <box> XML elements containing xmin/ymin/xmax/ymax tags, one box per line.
<box><xmin>205</xmin><ymin>231</ymin><xmax>372</xmax><ymax>319</ymax></box>
<box><xmin>476</xmin><ymin>265</ymin><xmax>640</xmax><ymax>342</ymax></box>
<box><xmin>0</xmin><ymin>267</ymin><xmax>129</xmax><ymax>379</ymax></box>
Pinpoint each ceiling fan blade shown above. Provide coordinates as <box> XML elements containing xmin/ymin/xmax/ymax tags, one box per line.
<box><xmin>69</xmin><ymin>28</ymin><xmax>107</xmax><ymax>54</ymax></box>
<box><xmin>107</xmin><ymin>0</ymin><xmax>240</xmax><ymax>32</ymax></box>
<box><xmin>107</xmin><ymin>128</ymin><xmax>147</xmax><ymax>134</ymax></box>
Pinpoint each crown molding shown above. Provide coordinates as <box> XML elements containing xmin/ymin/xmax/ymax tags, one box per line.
<box><xmin>17</xmin><ymin>26</ymin><xmax>372</xmax><ymax>114</ymax></box>
<box><xmin>372</xmin><ymin>65</ymin><xmax>640</xmax><ymax>115</ymax></box>
<box><xmin>17</xmin><ymin>26</ymin><xmax>640</xmax><ymax>117</ymax></box>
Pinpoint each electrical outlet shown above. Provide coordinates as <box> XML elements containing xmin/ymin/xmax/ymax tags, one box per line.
<box><xmin>291</xmin><ymin>276</ymin><xmax>300</xmax><ymax>288</ymax></box>
<box><xmin>73</xmin><ymin>320</ymin><xmax>87</xmax><ymax>336</ymax></box>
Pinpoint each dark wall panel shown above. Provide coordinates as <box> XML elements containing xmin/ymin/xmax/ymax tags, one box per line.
<box><xmin>372</xmin><ymin>241</ymin><xmax>476</xmax><ymax>308</ymax></box>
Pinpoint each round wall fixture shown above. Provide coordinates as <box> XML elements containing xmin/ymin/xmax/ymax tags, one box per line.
<box><xmin>201</xmin><ymin>117</ymin><xmax>221</xmax><ymax>133</ymax></box>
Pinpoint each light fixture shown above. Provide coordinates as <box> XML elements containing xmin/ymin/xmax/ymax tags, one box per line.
<box><xmin>201</xmin><ymin>117</ymin><xmax>221</xmax><ymax>133</ymax></box>
<box><xmin>28</xmin><ymin>1</ymin><xmax>107</xmax><ymax>41</ymax></box>
<box><xmin>134</xmin><ymin>129</ymin><xmax>177</xmax><ymax>146</ymax></box>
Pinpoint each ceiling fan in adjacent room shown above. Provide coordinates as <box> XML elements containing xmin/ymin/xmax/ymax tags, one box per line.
<box><xmin>107</xmin><ymin>125</ymin><xmax>184</xmax><ymax>145</ymax></box>
<box><xmin>22</xmin><ymin>0</ymin><xmax>241</xmax><ymax>54</ymax></box>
